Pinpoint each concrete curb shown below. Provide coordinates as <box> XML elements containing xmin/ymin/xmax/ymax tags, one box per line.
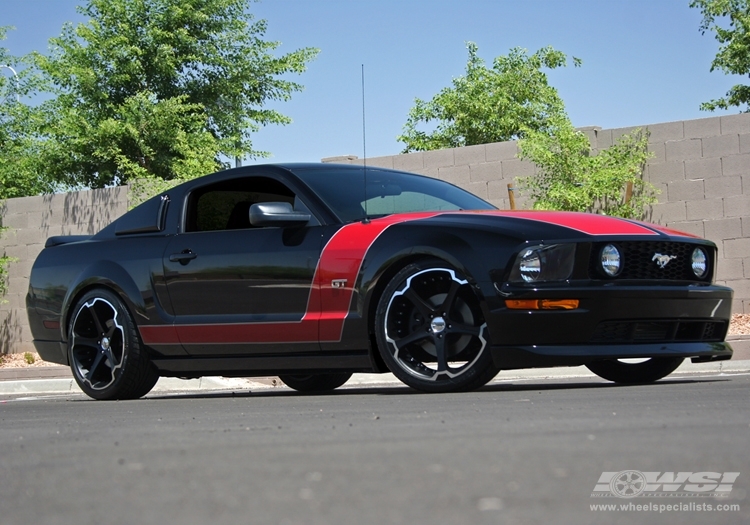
<box><xmin>1</xmin><ymin>360</ymin><xmax>747</xmax><ymax>396</ymax></box>
<box><xmin>726</xmin><ymin>335</ymin><xmax>750</xmax><ymax>361</ymax></box>
<box><xmin>0</xmin><ymin>376</ymin><xmax>279</xmax><ymax>396</ymax></box>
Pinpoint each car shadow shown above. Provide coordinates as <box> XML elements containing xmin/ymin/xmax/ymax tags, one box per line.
<box><xmin>140</xmin><ymin>376</ymin><xmax>730</xmax><ymax>401</ymax></box>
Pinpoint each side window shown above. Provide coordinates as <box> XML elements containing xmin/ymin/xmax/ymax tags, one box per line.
<box><xmin>185</xmin><ymin>177</ymin><xmax>296</xmax><ymax>232</ymax></box>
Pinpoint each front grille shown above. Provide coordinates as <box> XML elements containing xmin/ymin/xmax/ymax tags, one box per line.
<box><xmin>588</xmin><ymin>241</ymin><xmax>712</xmax><ymax>281</ymax></box>
<box><xmin>590</xmin><ymin>319</ymin><xmax>727</xmax><ymax>343</ymax></box>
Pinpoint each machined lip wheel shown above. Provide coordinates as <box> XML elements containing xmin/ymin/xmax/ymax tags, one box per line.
<box><xmin>383</xmin><ymin>267</ymin><xmax>487</xmax><ymax>382</ymax></box>
<box><xmin>70</xmin><ymin>297</ymin><xmax>125</xmax><ymax>391</ymax></box>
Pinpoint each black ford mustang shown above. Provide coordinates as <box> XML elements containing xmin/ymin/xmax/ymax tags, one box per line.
<box><xmin>27</xmin><ymin>163</ymin><xmax>733</xmax><ymax>399</ymax></box>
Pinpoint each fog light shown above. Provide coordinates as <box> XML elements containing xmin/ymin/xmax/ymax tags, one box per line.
<box><xmin>600</xmin><ymin>244</ymin><xmax>621</xmax><ymax>277</ymax></box>
<box><xmin>691</xmin><ymin>247</ymin><xmax>707</xmax><ymax>278</ymax></box>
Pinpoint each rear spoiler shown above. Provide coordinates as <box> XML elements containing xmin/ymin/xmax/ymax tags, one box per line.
<box><xmin>44</xmin><ymin>235</ymin><xmax>93</xmax><ymax>248</ymax></box>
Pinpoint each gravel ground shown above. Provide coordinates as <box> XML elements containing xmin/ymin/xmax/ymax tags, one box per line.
<box><xmin>729</xmin><ymin>313</ymin><xmax>750</xmax><ymax>335</ymax></box>
<box><xmin>0</xmin><ymin>352</ymin><xmax>51</xmax><ymax>368</ymax></box>
<box><xmin>1</xmin><ymin>314</ymin><xmax>748</xmax><ymax>368</ymax></box>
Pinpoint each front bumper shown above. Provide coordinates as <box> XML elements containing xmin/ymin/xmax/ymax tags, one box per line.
<box><xmin>492</xmin><ymin>341</ymin><xmax>732</xmax><ymax>369</ymax></box>
<box><xmin>485</xmin><ymin>282</ymin><xmax>734</xmax><ymax>369</ymax></box>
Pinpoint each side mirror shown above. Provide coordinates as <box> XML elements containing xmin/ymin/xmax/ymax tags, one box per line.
<box><xmin>249</xmin><ymin>202</ymin><xmax>311</xmax><ymax>227</ymax></box>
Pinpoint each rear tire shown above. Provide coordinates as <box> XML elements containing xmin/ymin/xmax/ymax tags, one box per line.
<box><xmin>586</xmin><ymin>357</ymin><xmax>684</xmax><ymax>384</ymax></box>
<box><xmin>374</xmin><ymin>259</ymin><xmax>499</xmax><ymax>393</ymax></box>
<box><xmin>279</xmin><ymin>373</ymin><xmax>353</xmax><ymax>392</ymax></box>
<box><xmin>68</xmin><ymin>289</ymin><xmax>158</xmax><ymax>400</ymax></box>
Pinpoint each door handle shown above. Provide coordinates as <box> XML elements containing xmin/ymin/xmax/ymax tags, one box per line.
<box><xmin>169</xmin><ymin>250</ymin><xmax>197</xmax><ymax>264</ymax></box>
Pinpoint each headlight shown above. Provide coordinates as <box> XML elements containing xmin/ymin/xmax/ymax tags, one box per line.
<box><xmin>600</xmin><ymin>244</ymin><xmax>621</xmax><ymax>277</ymax></box>
<box><xmin>509</xmin><ymin>244</ymin><xmax>576</xmax><ymax>283</ymax></box>
<box><xmin>691</xmin><ymin>247</ymin><xmax>707</xmax><ymax>278</ymax></box>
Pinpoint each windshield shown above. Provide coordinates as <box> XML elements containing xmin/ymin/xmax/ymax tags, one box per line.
<box><xmin>292</xmin><ymin>166</ymin><xmax>495</xmax><ymax>222</ymax></box>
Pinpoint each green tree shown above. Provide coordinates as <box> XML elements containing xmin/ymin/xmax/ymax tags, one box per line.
<box><xmin>398</xmin><ymin>42</ymin><xmax>580</xmax><ymax>152</ymax></box>
<box><xmin>518</xmin><ymin>115</ymin><xmax>658</xmax><ymax>219</ymax></box>
<box><xmin>0</xmin><ymin>27</ymin><xmax>55</xmax><ymax>198</ymax></box>
<box><xmin>691</xmin><ymin>0</ymin><xmax>750</xmax><ymax>111</ymax></box>
<box><xmin>32</xmin><ymin>0</ymin><xmax>319</xmax><ymax>188</ymax></box>
<box><xmin>0</xmin><ymin>27</ymin><xmax>38</xmax><ymax>300</ymax></box>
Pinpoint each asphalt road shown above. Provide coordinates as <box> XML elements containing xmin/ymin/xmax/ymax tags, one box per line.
<box><xmin>1</xmin><ymin>373</ymin><xmax>748</xmax><ymax>525</ymax></box>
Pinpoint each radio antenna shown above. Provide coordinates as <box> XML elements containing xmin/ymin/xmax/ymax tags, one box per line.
<box><xmin>361</xmin><ymin>64</ymin><xmax>370</xmax><ymax>224</ymax></box>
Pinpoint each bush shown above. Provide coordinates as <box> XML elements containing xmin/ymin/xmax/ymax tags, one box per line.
<box><xmin>518</xmin><ymin>116</ymin><xmax>658</xmax><ymax>219</ymax></box>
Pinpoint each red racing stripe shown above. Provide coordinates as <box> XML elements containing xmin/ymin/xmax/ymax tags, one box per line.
<box><xmin>309</xmin><ymin>212</ymin><xmax>441</xmax><ymax>341</ymax></box>
<box><xmin>483</xmin><ymin>210</ymin><xmax>660</xmax><ymax>236</ymax></box>
<box><xmin>139</xmin><ymin>212</ymin><xmax>440</xmax><ymax>346</ymax></box>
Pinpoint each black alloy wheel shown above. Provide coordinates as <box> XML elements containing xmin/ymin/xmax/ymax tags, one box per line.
<box><xmin>68</xmin><ymin>289</ymin><xmax>159</xmax><ymax>400</ymax></box>
<box><xmin>375</xmin><ymin>260</ymin><xmax>499</xmax><ymax>393</ymax></box>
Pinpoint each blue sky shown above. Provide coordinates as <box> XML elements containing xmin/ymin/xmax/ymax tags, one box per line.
<box><xmin>2</xmin><ymin>0</ymin><xmax>742</xmax><ymax>164</ymax></box>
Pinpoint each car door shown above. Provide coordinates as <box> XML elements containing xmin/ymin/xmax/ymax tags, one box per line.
<box><xmin>161</xmin><ymin>175</ymin><xmax>325</xmax><ymax>355</ymax></box>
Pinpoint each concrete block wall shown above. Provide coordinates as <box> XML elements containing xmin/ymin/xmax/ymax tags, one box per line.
<box><xmin>637</xmin><ymin>114</ymin><xmax>750</xmax><ymax>315</ymax></box>
<box><xmin>325</xmin><ymin>113</ymin><xmax>750</xmax><ymax>314</ymax></box>
<box><xmin>0</xmin><ymin>187</ymin><xmax>129</xmax><ymax>354</ymax></box>
<box><xmin>0</xmin><ymin>113</ymin><xmax>747</xmax><ymax>355</ymax></box>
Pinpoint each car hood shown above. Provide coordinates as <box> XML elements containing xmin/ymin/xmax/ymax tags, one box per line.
<box><xmin>371</xmin><ymin>210</ymin><xmax>700</xmax><ymax>240</ymax></box>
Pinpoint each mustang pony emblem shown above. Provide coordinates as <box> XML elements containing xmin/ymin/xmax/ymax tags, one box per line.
<box><xmin>652</xmin><ymin>253</ymin><xmax>677</xmax><ymax>268</ymax></box>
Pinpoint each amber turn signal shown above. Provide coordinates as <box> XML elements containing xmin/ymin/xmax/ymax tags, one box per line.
<box><xmin>505</xmin><ymin>299</ymin><xmax>579</xmax><ymax>310</ymax></box>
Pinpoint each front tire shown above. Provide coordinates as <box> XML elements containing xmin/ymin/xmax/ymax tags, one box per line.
<box><xmin>374</xmin><ymin>260</ymin><xmax>499</xmax><ymax>393</ymax></box>
<box><xmin>279</xmin><ymin>373</ymin><xmax>353</xmax><ymax>392</ymax></box>
<box><xmin>586</xmin><ymin>357</ymin><xmax>684</xmax><ymax>384</ymax></box>
<box><xmin>68</xmin><ymin>289</ymin><xmax>159</xmax><ymax>400</ymax></box>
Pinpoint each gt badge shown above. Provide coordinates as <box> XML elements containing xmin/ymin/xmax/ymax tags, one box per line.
<box><xmin>652</xmin><ymin>253</ymin><xmax>677</xmax><ymax>269</ymax></box>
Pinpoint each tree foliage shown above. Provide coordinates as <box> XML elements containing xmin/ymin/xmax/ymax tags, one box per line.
<box><xmin>0</xmin><ymin>27</ymin><xmax>33</xmax><ymax>300</ymax></box>
<box><xmin>398</xmin><ymin>43</ymin><xmax>580</xmax><ymax>152</ymax></box>
<box><xmin>518</xmin><ymin>115</ymin><xmax>658</xmax><ymax>219</ymax></box>
<box><xmin>31</xmin><ymin>0</ymin><xmax>319</xmax><ymax>188</ymax></box>
<box><xmin>0</xmin><ymin>27</ymin><xmax>56</xmax><ymax>199</ymax></box>
<box><xmin>691</xmin><ymin>0</ymin><xmax>750</xmax><ymax>111</ymax></box>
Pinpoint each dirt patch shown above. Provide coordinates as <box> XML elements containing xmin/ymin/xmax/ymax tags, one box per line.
<box><xmin>728</xmin><ymin>313</ymin><xmax>750</xmax><ymax>336</ymax></box>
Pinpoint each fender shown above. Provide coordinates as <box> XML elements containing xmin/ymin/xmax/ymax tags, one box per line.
<box><xmin>359</xmin><ymin>237</ymin><xmax>473</xmax><ymax>324</ymax></box>
<box><xmin>356</xmin><ymin>221</ymin><xmax>525</xmax><ymax>340</ymax></box>
<box><xmin>61</xmin><ymin>260</ymin><xmax>147</xmax><ymax>341</ymax></box>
